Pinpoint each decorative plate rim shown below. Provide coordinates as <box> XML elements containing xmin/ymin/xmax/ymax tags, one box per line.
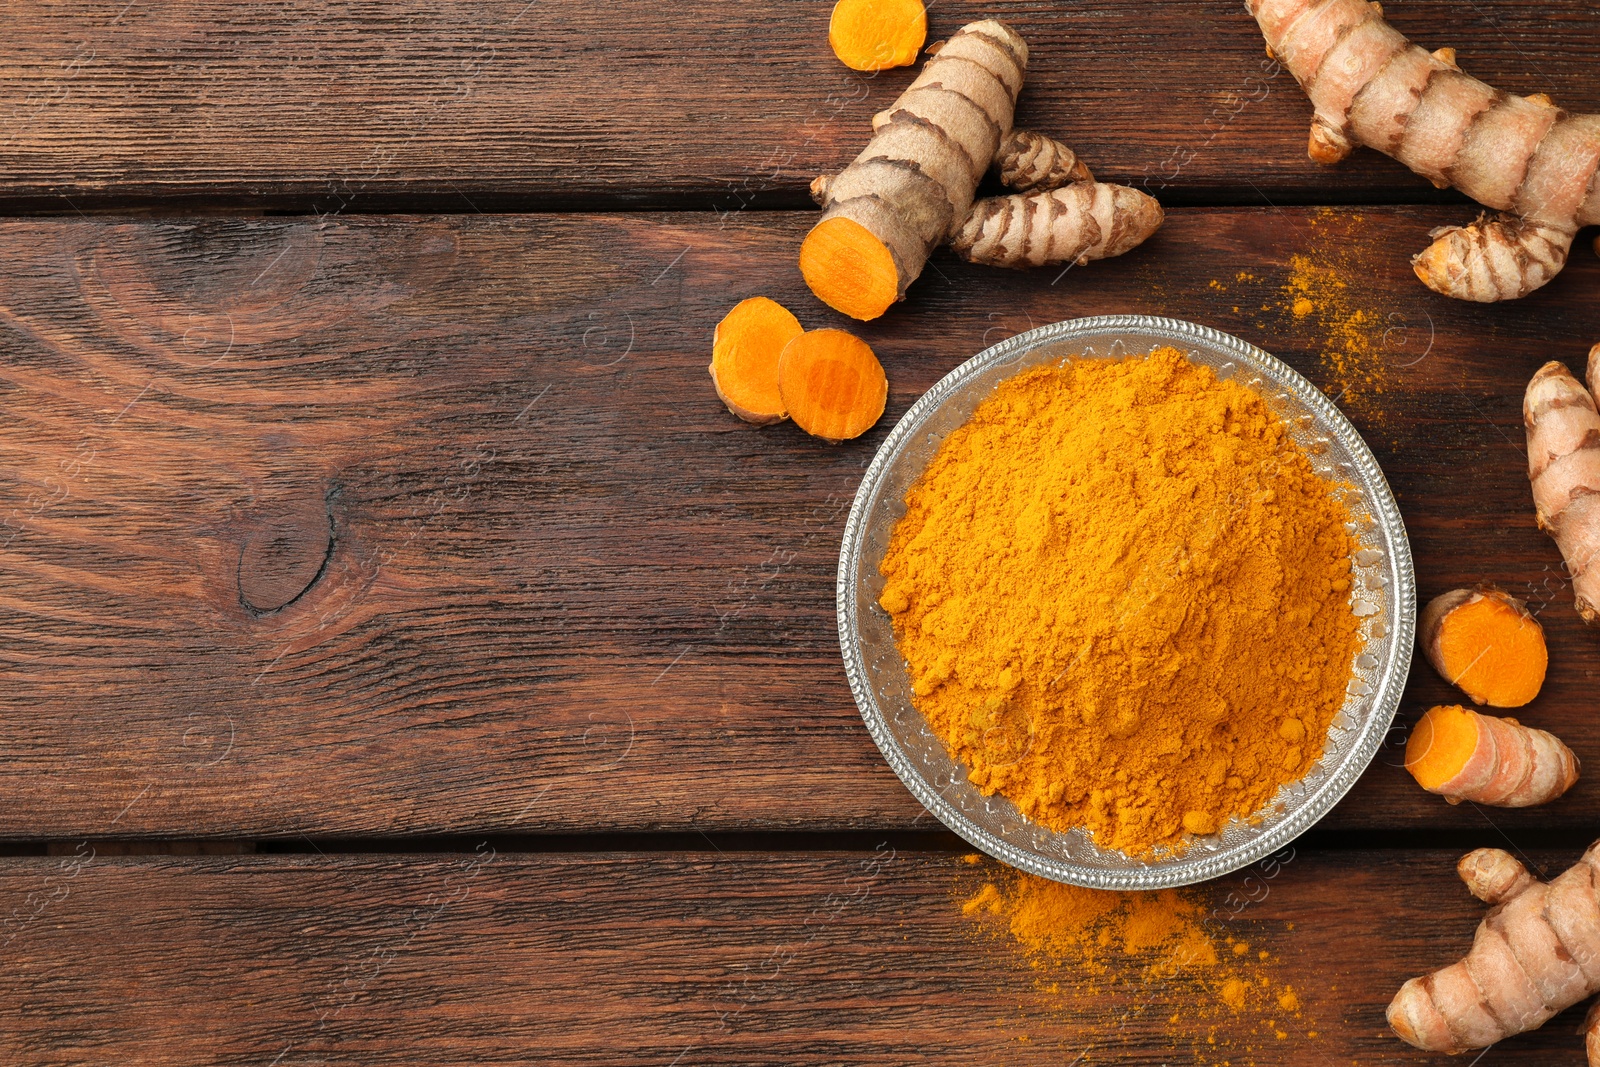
<box><xmin>836</xmin><ymin>315</ymin><xmax>1417</xmax><ymax>889</ymax></box>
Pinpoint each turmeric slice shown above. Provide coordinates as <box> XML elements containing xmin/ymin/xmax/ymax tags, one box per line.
<box><xmin>709</xmin><ymin>297</ymin><xmax>804</xmax><ymax>425</ymax></box>
<box><xmin>778</xmin><ymin>329</ymin><xmax>887</xmax><ymax>443</ymax></box>
<box><xmin>798</xmin><ymin>216</ymin><xmax>902</xmax><ymax>322</ymax></box>
<box><xmin>1419</xmin><ymin>586</ymin><xmax>1548</xmax><ymax>707</ymax></box>
<box><xmin>828</xmin><ymin>0</ymin><xmax>926</xmax><ymax>72</ymax></box>
<box><xmin>1404</xmin><ymin>704</ymin><xmax>1578</xmax><ymax>808</ymax></box>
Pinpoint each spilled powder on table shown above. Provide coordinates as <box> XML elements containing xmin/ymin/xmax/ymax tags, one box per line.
<box><xmin>1272</xmin><ymin>208</ymin><xmax>1411</xmax><ymax>427</ymax></box>
<box><xmin>959</xmin><ymin>857</ymin><xmax>1318</xmax><ymax>1063</ymax></box>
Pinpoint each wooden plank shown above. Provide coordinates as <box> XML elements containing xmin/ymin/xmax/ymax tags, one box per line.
<box><xmin>0</xmin><ymin>847</ymin><xmax>1592</xmax><ymax>1064</ymax></box>
<box><xmin>1</xmin><ymin>209</ymin><xmax>1598</xmax><ymax>838</ymax></box>
<box><xmin>1</xmin><ymin>1</ymin><xmax>1597</xmax><ymax>208</ymax></box>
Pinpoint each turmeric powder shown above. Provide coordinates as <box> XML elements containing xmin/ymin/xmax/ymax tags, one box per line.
<box><xmin>959</xmin><ymin>859</ymin><xmax>1315</xmax><ymax>1052</ymax></box>
<box><xmin>880</xmin><ymin>347</ymin><xmax>1362</xmax><ymax>855</ymax></box>
<box><xmin>962</xmin><ymin>870</ymin><xmax>1216</xmax><ymax>977</ymax></box>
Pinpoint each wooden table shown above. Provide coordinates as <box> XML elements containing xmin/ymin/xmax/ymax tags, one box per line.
<box><xmin>2</xmin><ymin>2</ymin><xmax>1598</xmax><ymax>1063</ymax></box>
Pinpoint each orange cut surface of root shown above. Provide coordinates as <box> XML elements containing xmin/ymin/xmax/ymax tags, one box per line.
<box><xmin>778</xmin><ymin>329</ymin><xmax>887</xmax><ymax>443</ymax></box>
<box><xmin>1405</xmin><ymin>705</ymin><xmax>1481</xmax><ymax>792</ymax></box>
<box><xmin>709</xmin><ymin>297</ymin><xmax>804</xmax><ymax>425</ymax></box>
<box><xmin>828</xmin><ymin>0</ymin><xmax>927</xmax><ymax>71</ymax></box>
<box><xmin>799</xmin><ymin>216</ymin><xmax>901</xmax><ymax>322</ymax></box>
<box><xmin>1433</xmin><ymin>595</ymin><xmax>1547</xmax><ymax>707</ymax></box>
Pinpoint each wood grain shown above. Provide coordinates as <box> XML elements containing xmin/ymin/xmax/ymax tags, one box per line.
<box><xmin>0</xmin><ymin>847</ymin><xmax>1594</xmax><ymax>1064</ymax></box>
<box><xmin>0</xmin><ymin>1</ymin><xmax>1596</xmax><ymax>210</ymax></box>
<box><xmin>0</xmin><ymin>209</ymin><xmax>1597</xmax><ymax>839</ymax></box>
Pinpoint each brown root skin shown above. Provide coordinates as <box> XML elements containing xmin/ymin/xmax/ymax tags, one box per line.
<box><xmin>1586</xmin><ymin>999</ymin><xmax>1600</xmax><ymax>1060</ymax></box>
<box><xmin>1247</xmin><ymin>0</ymin><xmax>1600</xmax><ymax>301</ymax></box>
<box><xmin>864</xmin><ymin>116</ymin><xmax>1093</xmax><ymax>192</ymax></box>
<box><xmin>994</xmin><ymin>129</ymin><xmax>1092</xmax><ymax>191</ymax></box>
<box><xmin>803</xmin><ymin>19</ymin><xmax>1028</xmax><ymax>319</ymax></box>
<box><xmin>1524</xmin><ymin>360</ymin><xmax>1600</xmax><ymax>624</ymax></box>
<box><xmin>1418</xmin><ymin>584</ymin><xmax>1547</xmax><ymax>707</ymax></box>
<box><xmin>952</xmin><ymin>183</ymin><xmax>1163</xmax><ymax>269</ymax></box>
<box><xmin>1389</xmin><ymin>840</ymin><xmax>1600</xmax><ymax>1053</ymax></box>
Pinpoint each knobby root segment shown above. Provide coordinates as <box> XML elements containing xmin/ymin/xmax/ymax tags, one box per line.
<box><xmin>709</xmin><ymin>297</ymin><xmax>804</xmax><ymax>425</ymax></box>
<box><xmin>994</xmin><ymin>128</ymin><xmax>1093</xmax><ymax>191</ymax></box>
<box><xmin>953</xmin><ymin>183</ymin><xmax>1165</xmax><ymax>269</ymax></box>
<box><xmin>828</xmin><ymin>0</ymin><xmax>926</xmax><ymax>72</ymax></box>
<box><xmin>777</xmin><ymin>329</ymin><xmax>887</xmax><ymax>443</ymax></box>
<box><xmin>1389</xmin><ymin>843</ymin><xmax>1600</xmax><ymax>1054</ymax></box>
<box><xmin>1404</xmin><ymin>704</ymin><xmax>1578</xmax><ymax>808</ymax></box>
<box><xmin>1525</xmin><ymin>354</ymin><xmax>1600</xmax><ymax>623</ymax></box>
<box><xmin>1247</xmin><ymin>0</ymin><xmax>1600</xmax><ymax>301</ymax></box>
<box><xmin>802</xmin><ymin>19</ymin><xmax>1029</xmax><ymax>319</ymax></box>
<box><xmin>1418</xmin><ymin>585</ymin><xmax>1547</xmax><ymax>707</ymax></box>
<box><xmin>1458</xmin><ymin>847</ymin><xmax>1536</xmax><ymax>906</ymax></box>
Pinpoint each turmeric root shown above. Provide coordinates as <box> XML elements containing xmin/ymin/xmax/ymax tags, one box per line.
<box><xmin>1390</xmin><ymin>844</ymin><xmax>1600</xmax><ymax>1054</ymax></box>
<box><xmin>1525</xmin><ymin>354</ymin><xmax>1600</xmax><ymax>623</ymax></box>
<box><xmin>1419</xmin><ymin>586</ymin><xmax>1547</xmax><ymax>707</ymax></box>
<box><xmin>778</xmin><ymin>329</ymin><xmax>887</xmax><ymax>443</ymax></box>
<box><xmin>812</xmin><ymin>128</ymin><xmax>1092</xmax><ymax>204</ymax></box>
<box><xmin>952</xmin><ymin>183</ymin><xmax>1164</xmax><ymax>270</ymax></box>
<box><xmin>1405</xmin><ymin>704</ymin><xmax>1578</xmax><ymax>808</ymax></box>
<box><xmin>861</xmin><ymin>114</ymin><xmax>1092</xmax><ymax>191</ymax></box>
<box><xmin>801</xmin><ymin>20</ymin><xmax>1029</xmax><ymax>320</ymax></box>
<box><xmin>1246</xmin><ymin>0</ymin><xmax>1600</xmax><ymax>301</ymax></box>
<box><xmin>994</xmin><ymin>129</ymin><xmax>1093</xmax><ymax>191</ymax></box>
<box><xmin>805</xmin><ymin>22</ymin><xmax>1161</xmax><ymax>316</ymax></box>
<box><xmin>709</xmin><ymin>297</ymin><xmax>804</xmax><ymax>425</ymax></box>
<box><xmin>828</xmin><ymin>0</ymin><xmax>926</xmax><ymax>72</ymax></box>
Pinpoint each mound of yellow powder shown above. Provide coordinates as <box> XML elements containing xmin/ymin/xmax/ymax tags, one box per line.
<box><xmin>879</xmin><ymin>346</ymin><xmax>1361</xmax><ymax>855</ymax></box>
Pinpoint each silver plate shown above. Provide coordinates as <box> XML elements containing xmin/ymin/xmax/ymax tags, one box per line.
<box><xmin>837</xmin><ymin>315</ymin><xmax>1415</xmax><ymax>889</ymax></box>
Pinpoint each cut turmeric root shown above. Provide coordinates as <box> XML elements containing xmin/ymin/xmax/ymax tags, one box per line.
<box><xmin>709</xmin><ymin>297</ymin><xmax>804</xmax><ymax>425</ymax></box>
<box><xmin>805</xmin><ymin>20</ymin><xmax>1162</xmax><ymax>319</ymax></box>
<box><xmin>798</xmin><ymin>216</ymin><xmax>903</xmax><ymax>323</ymax></box>
<box><xmin>778</xmin><ymin>329</ymin><xmax>887</xmax><ymax>443</ymax></box>
<box><xmin>828</xmin><ymin>0</ymin><xmax>926</xmax><ymax>72</ymax></box>
<box><xmin>803</xmin><ymin>20</ymin><xmax>1029</xmax><ymax>320</ymax></box>
<box><xmin>1405</xmin><ymin>704</ymin><xmax>1578</xmax><ymax>808</ymax></box>
<box><xmin>1419</xmin><ymin>586</ymin><xmax>1547</xmax><ymax>708</ymax></box>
